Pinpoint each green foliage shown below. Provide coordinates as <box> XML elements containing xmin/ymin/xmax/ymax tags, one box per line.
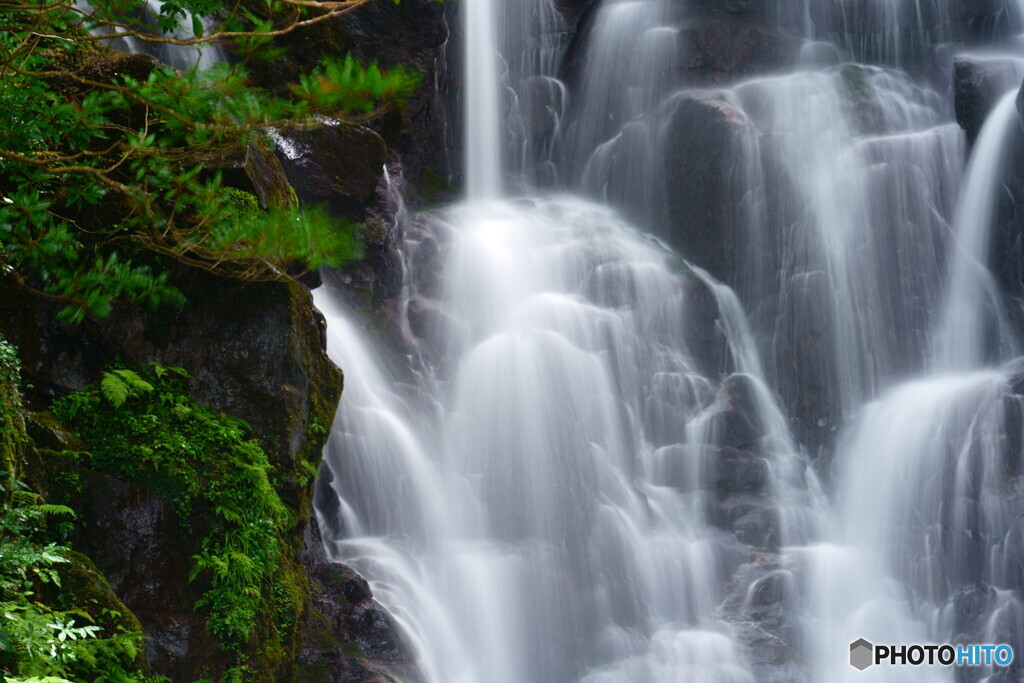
<box><xmin>1</xmin><ymin>336</ymin><xmax>26</xmax><ymax>506</ymax></box>
<box><xmin>206</xmin><ymin>202</ymin><xmax>364</xmax><ymax>271</ymax></box>
<box><xmin>99</xmin><ymin>370</ymin><xmax>154</xmax><ymax>409</ymax></box>
<box><xmin>0</xmin><ymin>341</ymin><xmax>149</xmax><ymax>683</ymax></box>
<box><xmin>0</xmin><ymin>0</ymin><xmax>416</xmax><ymax>324</ymax></box>
<box><xmin>224</xmin><ymin>187</ymin><xmax>260</xmax><ymax>220</ymax></box>
<box><xmin>53</xmin><ymin>365</ymin><xmax>296</xmax><ymax>653</ymax></box>
<box><xmin>289</xmin><ymin>55</ymin><xmax>421</xmax><ymax>115</ymax></box>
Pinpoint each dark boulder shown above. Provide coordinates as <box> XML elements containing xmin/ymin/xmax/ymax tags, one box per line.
<box><xmin>675</xmin><ymin>17</ymin><xmax>796</xmax><ymax>86</ymax></box>
<box><xmin>707</xmin><ymin>494</ymin><xmax>780</xmax><ymax>550</ymax></box>
<box><xmin>662</xmin><ymin>92</ymin><xmax>753</xmax><ymax>280</ymax></box>
<box><xmin>987</xmin><ymin>78</ymin><xmax>1024</xmax><ymax>340</ymax></box>
<box><xmin>710</xmin><ymin>447</ymin><xmax>769</xmax><ymax>495</ymax></box>
<box><xmin>954</xmin><ymin>58</ymin><xmax>1024</xmax><ymax>145</ymax></box>
<box><xmin>772</xmin><ymin>270</ymin><xmax>840</xmax><ymax>459</ymax></box>
<box><xmin>711</xmin><ymin>373</ymin><xmax>771</xmax><ymax>450</ymax></box>
<box><xmin>274</xmin><ymin>123</ymin><xmax>387</xmax><ymax>220</ymax></box>
<box><xmin>717</xmin><ymin>554</ymin><xmax>802</xmax><ymax>679</ymax></box>
<box><xmin>298</xmin><ymin>514</ymin><xmax>422</xmax><ymax>682</ymax></box>
<box><xmin>584</xmin><ymin>91</ymin><xmax>753</xmax><ymax>281</ymax></box>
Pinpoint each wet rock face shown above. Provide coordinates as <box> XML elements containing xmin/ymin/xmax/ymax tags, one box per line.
<box><xmin>663</xmin><ymin>93</ymin><xmax>750</xmax><ymax>280</ymax></box>
<box><xmin>275</xmin><ymin>123</ymin><xmax>388</xmax><ymax>218</ymax></box>
<box><xmin>954</xmin><ymin>59</ymin><xmax>1024</xmax><ymax>145</ymax></box>
<box><xmin>990</xmin><ymin>81</ymin><xmax>1024</xmax><ymax>340</ymax></box>
<box><xmin>299</xmin><ymin>515</ymin><xmax>423</xmax><ymax>683</ymax></box>
<box><xmin>708</xmin><ymin>494</ymin><xmax>779</xmax><ymax>550</ymax></box>
<box><xmin>711</xmin><ymin>447</ymin><xmax>769</xmax><ymax>493</ymax></box>
<box><xmin>2</xmin><ymin>262</ymin><xmax>348</xmax><ymax>677</ymax></box>
<box><xmin>950</xmin><ymin>0</ymin><xmax>1022</xmax><ymax>42</ymax></box>
<box><xmin>243</xmin><ymin>0</ymin><xmax>451</xmax><ymax>205</ymax></box>
<box><xmin>322</xmin><ymin>0</ymin><xmax>452</xmax><ymax>193</ymax></box>
<box><xmin>712</xmin><ymin>374</ymin><xmax>770</xmax><ymax>450</ymax></box>
<box><xmin>675</xmin><ymin>17</ymin><xmax>796</xmax><ymax>85</ymax></box>
<box><xmin>238</xmin><ymin>0</ymin><xmax>453</xmax><ymax>317</ymax></box>
<box><xmin>48</xmin><ymin>467</ymin><xmax>216</xmax><ymax>681</ymax></box>
<box><xmin>554</xmin><ymin>0</ymin><xmax>596</xmax><ymax>34</ymax></box>
<box><xmin>688</xmin><ymin>0</ymin><xmax>770</xmax><ymax>16</ymax></box>
<box><xmin>587</xmin><ymin>91</ymin><xmax>751</xmax><ymax>281</ymax></box>
<box><xmin>948</xmin><ymin>583</ymin><xmax>1024</xmax><ymax>683</ymax></box>
<box><xmin>1</xmin><ymin>265</ymin><xmax>340</xmax><ymax>487</ymax></box>
<box><xmin>562</xmin><ymin>3</ymin><xmax>796</xmax><ymax>98</ymax></box>
<box><xmin>718</xmin><ymin>554</ymin><xmax>803</xmax><ymax>681</ymax></box>
<box><xmin>773</xmin><ymin>270</ymin><xmax>841</xmax><ymax>459</ymax></box>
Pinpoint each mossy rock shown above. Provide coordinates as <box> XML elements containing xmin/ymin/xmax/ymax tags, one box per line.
<box><xmin>54</xmin><ymin>551</ymin><xmax>149</xmax><ymax>673</ymax></box>
<box><xmin>0</xmin><ymin>334</ymin><xmax>26</xmax><ymax>504</ymax></box>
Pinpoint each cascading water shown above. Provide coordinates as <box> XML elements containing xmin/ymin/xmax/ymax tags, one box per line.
<box><xmin>317</xmin><ymin>196</ymin><xmax>804</xmax><ymax>681</ymax></box>
<box><xmin>935</xmin><ymin>89</ymin><xmax>1023</xmax><ymax>370</ymax></box>
<box><xmin>314</xmin><ymin>0</ymin><xmax>1024</xmax><ymax>680</ymax></box>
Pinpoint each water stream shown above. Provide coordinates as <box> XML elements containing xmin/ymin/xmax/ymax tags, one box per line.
<box><xmin>315</xmin><ymin>0</ymin><xmax>1024</xmax><ymax>680</ymax></box>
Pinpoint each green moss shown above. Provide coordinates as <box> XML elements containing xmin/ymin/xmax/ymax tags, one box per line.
<box><xmin>52</xmin><ymin>365</ymin><xmax>295</xmax><ymax>663</ymax></box>
<box><xmin>0</xmin><ymin>334</ymin><xmax>26</xmax><ymax>505</ymax></box>
<box><xmin>45</xmin><ymin>351</ymin><xmax>342</xmax><ymax>679</ymax></box>
<box><xmin>55</xmin><ymin>551</ymin><xmax>148</xmax><ymax>670</ymax></box>
<box><xmin>281</xmin><ymin>279</ymin><xmax>343</xmax><ymax>535</ymax></box>
<box><xmin>0</xmin><ymin>340</ymin><xmax>152</xmax><ymax>682</ymax></box>
<box><xmin>342</xmin><ymin>642</ymin><xmax>365</xmax><ymax>658</ymax></box>
<box><xmin>226</xmin><ymin>187</ymin><xmax>262</xmax><ymax>219</ymax></box>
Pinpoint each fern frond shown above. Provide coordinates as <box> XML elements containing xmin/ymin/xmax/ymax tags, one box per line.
<box><xmin>10</xmin><ymin>490</ymin><xmax>41</xmax><ymax>507</ymax></box>
<box><xmin>25</xmin><ymin>504</ymin><xmax>74</xmax><ymax>518</ymax></box>
<box><xmin>100</xmin><ymin>373</ymin><xmax>129</xmax><ymax>407</ymax></box>
<box><xmin>112</xmin><ymin>369</ymin><xmax>154</xmax><ymax>395</ymax></box>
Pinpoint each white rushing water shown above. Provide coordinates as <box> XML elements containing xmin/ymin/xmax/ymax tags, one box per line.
<box><xmin>935</xmin><ymin>89</ymin><xmax>1022</xmax><ymax>370</ymax></box>
<box><xmin>463</xmin><ymin>0</ymin><xmax>502</xmax><ymax>198</ymax></box>
<box><xmin>317</xmin><ymin>196</ymin><xmax>810</xmax><ymax>681</ymax></box>
<box><xmin>314</xmin><ymin>0</ymin><xmax>1024</xmax><ymax>680</ymax></box>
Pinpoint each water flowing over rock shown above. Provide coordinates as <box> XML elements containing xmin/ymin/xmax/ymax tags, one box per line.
<box><xmin>307</xmin><ymin>0</ymin><xmax>1024</xmax><ymax>680</ymax></box>
<box><xmin>954</xmin><ymin>56</ymin><xmax>1024</xmax><ymax>144</ymax></box>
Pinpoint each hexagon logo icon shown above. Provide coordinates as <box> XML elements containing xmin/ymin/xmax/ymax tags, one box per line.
<box><xmin>850</xmin><ymin>638</ymin><xmax>874</xmax><ymax>670</ymax></box>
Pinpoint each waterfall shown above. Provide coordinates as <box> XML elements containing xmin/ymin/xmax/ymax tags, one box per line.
<box><xmin>313</xmin><ymin>0</ymin><xmax>1024</xmax><ymax>680</ymax></box>
<box><xmin>935</xmin><ymin>90</ymin><xmax>1022</xmax><ymax>370</ymax></box>
<box><xmin>318</xmin><ymin>196</ymin><xmax>804</xmax><ymax>681</ymax></box>
<box><xmin>463</xmin><ymin>0</ymin><xmax>502</xmax><ymax>198</ymax></box>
